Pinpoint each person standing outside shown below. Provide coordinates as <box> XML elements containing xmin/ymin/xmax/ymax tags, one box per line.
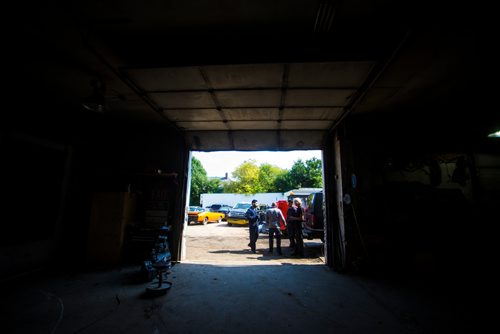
<box><xmin>286</xmin><ymin>199</ymin><xmax>296</xmax><ymax>248</ymax></box>
<box><xmin>266</xmin><ymin>202</ymin><xmax>287</xmax><ymax>255</ymax></box>
<box><xmin>245</xmin><ymin>199</ymin><xmax>260</xmax><ymax>253</ymax></box>
<box><xmin>288</xmin><ymin>198</ymin><xmax>305</xmax><ymax>257</ymax></box>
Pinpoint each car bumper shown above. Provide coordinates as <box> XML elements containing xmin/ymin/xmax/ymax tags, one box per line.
<box><xmin>227</xmin><ymin>218</ymin><xmax>248</xmax><ymax>225</ymax></box>
<box><xmin>188</xmin><ymin>214</ymin><xmax>199</xmax><ymax>223</ymax></box>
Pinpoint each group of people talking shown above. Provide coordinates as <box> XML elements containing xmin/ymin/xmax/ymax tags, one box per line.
<box><xmin>245</xmin><ymin>198</ymin><xmax>304</xmax><ymax>257</ymax></box>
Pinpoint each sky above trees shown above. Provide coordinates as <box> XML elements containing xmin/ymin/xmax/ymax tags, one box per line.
<box><xmin>192</xmin><ymin>150</ymin><xmax>322</xmax><ymax>177</ymax></box>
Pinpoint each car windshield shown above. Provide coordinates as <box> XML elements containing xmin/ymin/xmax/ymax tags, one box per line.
<box><xmin>189</xmin><ymin>206</ymin><xmax>202</xmax><ymax>211</ymax></box>
<box><xmin>233</xmin><ymin>203</ymin><xmax>251</xmax><ymax>210</ymax></box>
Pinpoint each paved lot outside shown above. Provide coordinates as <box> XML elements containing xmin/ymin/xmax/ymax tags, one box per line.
<box><xmin>183</xmin><ymin>220</ymin><xmax>325</xmax><ymax>265</ymax></box>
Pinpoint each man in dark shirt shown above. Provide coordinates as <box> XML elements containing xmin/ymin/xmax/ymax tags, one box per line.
<box><xmin>286</xmin><ymin>199</ymin><xmax>296</xmax><ymax>248</ymax></box>
<box><xmin>245</xmin><ymin>199</ymin><xmax>260</xmax><ymax>253</ymax></box>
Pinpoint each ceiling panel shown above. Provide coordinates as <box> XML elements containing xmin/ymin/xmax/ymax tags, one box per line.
<box><xmin>176</xmin><ymin>121</ymin><xmax>228</xmax><ymax>131</ymax></box>
<box><xmin>288</xmin><ymin>62</ymin><xmax>374</xmax><ymax>88</ymax></box>
<box><xmin>224</xmin><ymin>108</ymin><xmax>280</xmax><ymax>121</ymax></box>
<box><xmin>216</xmin><ymin>90</ymin><xmax>281</xmax><ymax>108</ymax></box>
<box><xmin>232</xmin><ymin>131</ymin><xmax>279</xmax><ymax>150</ymax></box>
<box><xmin>286</xmin><ymin>89</ymin><xmax>355</xmax><ymax>107</ymax></box>
<box><xmin>162</xmin><ymin>109</ymin><xmax>222</xmax><ymax>121</ymax></box>
<box><xmin>185</xmin><ymin>131</ymin><xmax>233</xmax><ymax>151</ymax></box>
<box><xmin>281</xmin><ymin>120</ymin><xmax>333</xmax><ymax>130</ymax></box>
<box><xmin>150</xmin><ymin>92</ymin><xmax>215</xmax><ymax>109</ymax></box>
<box><xmin>185</xmin><ymin>130</ymin><xmax>326</xmax><ymax>150</ymax></box>
<box><xmin>13</xmin><ymin>0</ymin><xmax>483</xmax><ymax>154</ymax></box>
<box><xmin>204</xmin><ymin>64</ymin><xmax>284</xmax><ymax>89</ymax></box>
<box><xmin>279</xmin><ymin>131</ymin><xmax>325</xmax><ymax>149</ymax></box>
<box><xmin>354</xmin><ymin>87</ymin><xmax>400</xmax><ymax>113</ymax></box>
<box><xmin>282</xmin><ymin>107</ymin><xmax>343</xmax><ymax>120</ymax></box>
<box><xmin>125</xmin><ymin>67</ymin><xmax>207</xmax><ymax>91</ymax></box>
<box><xmin>228</xmin><ymin>120</ymin><xmax>279</xmax><ymax>130</ymax></box>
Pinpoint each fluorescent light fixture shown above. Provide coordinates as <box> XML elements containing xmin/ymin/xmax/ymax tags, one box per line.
<box><xmin>487</xmin><ymin>130</ymin><xmax>500</xmax><ymax>138</ymax></box>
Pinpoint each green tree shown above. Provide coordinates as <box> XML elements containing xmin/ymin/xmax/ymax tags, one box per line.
<box><xmin>206</xmin><ymin>178</ymin><xmax>222</xmax><ymax>193</ymax></box>
<box><xmin>224</xmin><ymin>160</ymin><xmax>287</xmax><ymax>193</ymax></box>
<box><xmin>288</xmin><ymin>159</ymin><xmax>308</xmax><ymax>189</ymax></box>
<box><xmin>283</xmin><ymin>157</ymin><xmax>323</xmax><ymax>189</ymax></box>
<box><xmin>224</xmin><ymin>160</ymin><xmax>260</xmax><ymax>194</ymax></box>
<box><xmin>274</xmin><ymin>172</ymin><xmax>294</xmax><ymax>192</ymax></box>
<box><xmin>190</xmin><ymin>157</ymin><xmax>208</xmax><ymax>206</ymax></box>
<box><xmin>190</xmin><ymin>158</ymin><xmax>225</xmax><ymax>204</ymax></box>
<box><xmin>224</xmin><ymin>157</ymin><xmax>323</xmax><ymax>194</ymax></box>
<box><xmin>257</xmin><ymin>163</ymin><xmax>286</xmax><ymax>192</ymax></box>
<box><xmin>304</xmin><ymin>157</ymin><xmax>323</xmax><ymax>187</ymax></box>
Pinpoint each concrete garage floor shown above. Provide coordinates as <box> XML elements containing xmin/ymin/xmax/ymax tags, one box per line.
<box><xmin>183</xmin><ymin>221</ymin><xmax>325</xmax><ymax>265</ymax></box>
<box><xmin>2</xmin><ymin>223</ymin><xmax>471</xmax><ymax>333</ymax></box>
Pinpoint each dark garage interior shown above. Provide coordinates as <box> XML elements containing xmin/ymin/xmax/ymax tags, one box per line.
<box><xmin>2</xmin><ymin>1</ymin><xmax>498</xmax><ymax>333</ymax></box>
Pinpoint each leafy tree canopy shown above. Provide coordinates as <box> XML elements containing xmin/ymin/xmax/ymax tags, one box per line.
<box><xmin>225</xmin><ymin>160</ymin><xmax>260</xmax><ymax>194</ymax></box>
<box><xmin>286</xmin><ymin>157</ymin><xmax>323</xmax><ymax>189</ymax></box>
<box><xmin>192</xmin><ymin>155</ymin><xmax>323</xmax><ymax>200</ymax></box>
<box><xmin>190</xmin><ymin>157</ymin><xmax>208</xmax><ymax>205</ymax></box>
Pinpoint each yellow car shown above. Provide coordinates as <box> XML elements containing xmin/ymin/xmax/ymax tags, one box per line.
<box><xmin>226</xmin><ymin>202</ymin><xmax>252</xmax><ymax>226</ymax></box>
<box><xmin>188</xmin><ymin>206</ymin><xmax>204</xmax><ymax>224</ymax></box>
<box><xmin>188</xmin><ymin>207</ymin><xmax>224</xmax><ymax>225</ymax></box>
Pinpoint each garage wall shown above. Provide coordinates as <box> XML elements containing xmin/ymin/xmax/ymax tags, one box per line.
<box><xmin>326</xmin><ymin>112</ymin><xmax>500</xmax><ymax>282</ymax></box>
<box><xmin>1</xmin><ymin>130</ymin><xmax>69</xmax><ymax>280</ymax></box>
<box><xmin>474</xmin><ymin>153</ymin><xmax>500</xmax><ymax>208</ymax></box>
<box><xmin>2</xmin><ymin>113</ymin><xmax>188</xmax><ymax>279</ymax></box>
<box><xmin>70</xmin><ymin>119</ymin><xmax>188</xmax><ymax>268</ymax></box>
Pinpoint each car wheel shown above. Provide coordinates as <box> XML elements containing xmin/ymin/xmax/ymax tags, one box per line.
<box><xmin>217</xmin><ymin>217</ymin><xmax>222</xmax><ymax>223</ymax></box>
<box><xmin>227</xmin><ymin>222</ymin><xmax>232</xmax><ymax>226</ymax></box>
<box><xmin>203</xmin><ymin>217</ymin><xmax>208</xmax><ymax>225</ymax></box>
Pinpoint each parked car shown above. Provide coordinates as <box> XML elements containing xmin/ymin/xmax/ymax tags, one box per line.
<box><xmin>188</xmin><ymin>207</ymin><xmax>224</xmax><ymax>225</ymax></box>
<box><xmin>209</xmin><ymin>204</ymin><xmax>232</xmax><ymax>220</ymax></box>
<box><xmin>226</xmin><ymin>202</ymin><xmax>252</xmax><ymax>226</ymax></box>
<box><xmin>303</xmin><ymin>191</ymin><xmax>325</xmax><ymax>242</ymax></box>
<box><xmin>188</xmin><ymin>206</ymin><xmax>203</xmax><ymax>212</ymax></box>
<box><xmin>209</xmin><ymin>203</ymin><xmax>227</xmax><ymax>211</ymax></box>
<box><xmin>187</xmin><ymin>206</ymin><xmax>204</xmax><ymax>224</ymax></box>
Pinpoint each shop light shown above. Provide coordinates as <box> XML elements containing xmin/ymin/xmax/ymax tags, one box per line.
<box><xmin>487</xmin><ymin>130</ymin><xmax>500</xmax><ymax>138</ymax></box>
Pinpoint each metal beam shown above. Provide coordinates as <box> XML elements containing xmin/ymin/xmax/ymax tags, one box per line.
<box><xmin>146</xmin><ymin>86</ymin><xmax>358</xmax><ymax>94</ymax></box>
<box><xmin>327</xmin><ymin>30</ymin><xmax>413</xmax><ymax>133</ymax></box>
<box><xmin>158</xmin><ymin>105</ymin><xmax>347</xmax><ymax>110</ymax></box>
<box><xmin>198</xmin><ymin>67</ymin><xmax>231</xmax><ymax>129</ymax></box>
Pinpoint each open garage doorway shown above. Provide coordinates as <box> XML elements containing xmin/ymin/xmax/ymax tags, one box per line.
<box><xmin>181</xmin><ymin>150</ymin><xmax>326</xmax><ymax>265</ymax></box>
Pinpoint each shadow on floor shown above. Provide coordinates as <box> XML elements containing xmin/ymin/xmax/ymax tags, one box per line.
<box><xmin>1</xmin><ymin>260</ymin><xmax>475</xmax><ymax>334</ymax></box>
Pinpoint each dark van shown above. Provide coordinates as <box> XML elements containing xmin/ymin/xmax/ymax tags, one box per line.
<box><xmin>303</xmin><ymin>191</ymin><xmax>325</xmax><ymax>242</ymax></box>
